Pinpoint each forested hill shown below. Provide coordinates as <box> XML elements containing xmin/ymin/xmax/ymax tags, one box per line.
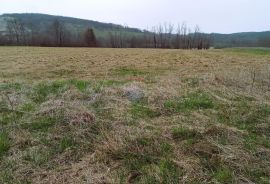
<box><xmin>0</xmin><ymin>13</ymin><xmax>145</xmax><ymax>47</ymax></box>
<box><xmin>0</xmin><ymin>13</ymin><xmax>270</xmax><ymax>48</ymax></box>
<box><xmin>0</xmin><ymin>13</ymin><xmax>142</xmax><ymax>34</ymax></box>
<box><xmin>211</xmin><ymin>31</ymin><xmax>270</xmax><ymax>48</ymax></box>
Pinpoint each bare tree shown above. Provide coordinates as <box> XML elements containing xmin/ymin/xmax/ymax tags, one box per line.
<box><xmin>164</xmin><ymin>23</ymin><xmax>174</xmax><ymax>48</ymax></box>
<box><xmin>157</xmin><ymin>24</ymin><xmax>164</xmax><ymax>48</ymax></box>
<box><xmin>108</xmin><ymin>31</ymin><xmax>117</xmax><ymax>48</ymax></box>
<box><xmin>174</xmin><ymin>23</ymin><xmax>187</xmax><ymax>49</ymax></box>
<box><xmin>6</xmin><ymin>18</ymin><xmax>26</xmax><ymax>45</ymax></box>
<box><xmin>193</xmin><ymin>25</ymin><xmax>201</xmax><ymax>49</ymax></box>
<box><xmin>108</xmin><ymin>28</ymin><xmax>128</xmax><ymax>48</ymax></box>
<box><xmin>181</xmin><ymin>22</ymin><xmax>188</xmax><ymax>49</ymax></box>
<box><xmin>142</xmin><ymin>29</ymin><xmax>152</xmax><ymax>48</ymax></box>
<box><xmin>52</xmin><ymin>19</ymin><xmax>65</xmax><ymax>46</ymax></box>
<box><xmin>151</xmin><ymin>26</ymin><xmax>157</xmax><ymax>48</ymax></box>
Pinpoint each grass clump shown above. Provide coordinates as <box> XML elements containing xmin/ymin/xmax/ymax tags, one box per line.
<box><xmin>19</xmin><ymin>102</ymin><xmax>35</xmax><ymax>112</ymax></box>
<box><xmin>131</xmin><ymin>103</ymin><xmax>160</xmax><ymax>119</ymax></box>
<box><xmin>244</xmin><ymin>133</ymin><xmax>270</xmax><ymax>151</ymax></box>
<box><xmin>59</xmin><ymin>136</ymin><xmax>76</xmax><ymax>152</ymax></box>
<box><xmin>22</xmin><ymin>116</ymin><xmax>58</xmax><ymax>132</ymax></box>
<box><xmin>247</xmin><ymin>167</ymin><xmax>270</xmax><ymax>184</ymax></box>
<box><xmin>165</xmin><ymin>92</ymin><xmax>214</xmax><ymax>112</ymax></box>
<box><xmin>0</xmin><ymin>160</ymin><xmax>21</xmax><ymax>184</ymax></box>
<box><xmin>23</xmin><ymin>148</ymin><xmax>50</xmax><ymax>167</ymax></box>
<box><xmin>31</xmin><ymin>81</ymin><xmax>67</xmax><ymax>103</ymax></box>
<box><xmin>218</xmin><ymin>102</ymin><xmax>270</xmax><ymax>136</ymax></box>
<box><xmin>30</xmin><ymin>79</ymin><xmax>91</xmax><ymax>103</ymax></box>
<box><xmin>0</xmin><ymin>130</ymin><xmax>10</xmax><ymax>157</ymax></box>
<box><xmin>213</xmin><ymin>167</ymin><xmax>233</xmax><ymax>183</ymax></box>
<box><xmin>0</xmin><ymin>112</ymin><xmax>16</xmax><ymax>125</ymax></box>
<box><xmin>111</xmin><ymin>136</ymin><xmax>181</xmax><ymax>182</ymax></box>
<box><xmin>171</xmin><ymin>127</ymin><xmax>201</xmax><ymax>140</ymax></box>
<box><xmin>118</xmin><ymin>158</ymin><xmax>182</xmax><ymax>183</ymax></box>
<box><xmin>243</xmin><ymin>134</ymin><xmax>258</xmax><ymax>152</ymax></box>
<box><xmin>158</xmin><ymin>159</ymin><xmax>182</xmax><ymax>183</ymax></box>
<box><xmin>68</xmin><ymin>79</ymin><xmax>90</xmax><ymax>92</ymax></box>
<box><xmin>0</xmin><ymin>83</ymin><xmax>22</xmax><ymax>91</ymax></box>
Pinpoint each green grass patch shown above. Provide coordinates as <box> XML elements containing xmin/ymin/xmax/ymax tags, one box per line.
<box><xmin>244</xmin><ymin>134</ymin><xmax>258</xmax><ymax>152</ymax></box>
<box><xmin>115</xmin><ymin>149</ymin><xmax>181</xmax><ymax>183</ymax></box>
<box><xmin>0</xmin><ymin>160</ymin><xmax>19</xmax><ymax>183</ymax></box>
<box><xmin>31</xmin><ymin>81</ymin><xmax>67</xmax><ymax>103</ymax></box>
<box><xmin>158</xmin><ymin>159</ymin><xmax>182</xmax><ymax>183</ymax></box>
<box><xmin>22</xmin><ymin>116</ymin><xmax>58</xmax><ymax>132</ymax></box>
<box><xmin>0</xmin><ymin>83</ymin><xmax>22</xmax><ymax>92</ymax></box>
<box><xmin>19</xmin><ymin>102</ymin><xmax>35</xmax><ymax>112</ymax></box>
<box><xmin>0</xmin><ymin>112</ymin><xmax>19</xmax><ymax>125</ymax></box>
<box><xmin>59</xmin><ymin>136</ymin><xmax>76</xmax><ymax>152</ymax></box>
<box><xmin>217</xmin><ymin>102</ymin><xmax>270</xmax><ymax>136</ymax></box>
<box><xmin>68</xmin><ymin>79</ymin><xmax>90</xmax><ymax>92</ymax></box>
<box><xmin>247</xmin><ymin>167</ymin><xmax>270</xmax><ymax>184</ymax></box>
<box><xmin>226</xmin><ymin>48</ymin><xmax>270</xmax><ymax>56</ymax></box>
<box><xmin>259</xmin><ymin>104</ymin><xmax>270</xmax><ymax>116</ymax></box>
<box><xmin>213</xmin><ymin>167</ymin><xmax>233</xmax><ymax>183</ymax></box>
<box><xmin>30</xmin><ymin>80</ymin><xmax>92</xmax><ymax>103</ymax></box>
<box><xmin>111</xmin><ymin>137</ymin><xmax>175</xmax><ymax>176</ymax></box>
<box><xmin>244</xmin><ymin>133</ymin><xmax>270</xmax><ymax>151</ymax></box>
<box><xmin>0</xmin><ymin>130</ymin><xmax>10</xmax><ymax>157</ymax></box>
<box><xmin>164</xmin><ymin>92</ymin><xmax>214</xmax><ymax>112</ymax></box>
<box><xmin>97</xmin><ymin>79</ymin><xmax>125</xmax><ymax>87</ymax></box>
<box><xmin>131</xmin><ymin>103</ymin><xmax>160</xmax><ymax>119</ymax></box>
<box><xmin>171</xmin><ymin>127</ymin><xmax>201</xmax><ymax>140</ymax></box>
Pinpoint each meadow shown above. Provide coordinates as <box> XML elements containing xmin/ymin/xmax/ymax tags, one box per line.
<box><xmin>0</xmin><ymin>47</ymin><xmax>270</xmax><ymax>183</ymax></box>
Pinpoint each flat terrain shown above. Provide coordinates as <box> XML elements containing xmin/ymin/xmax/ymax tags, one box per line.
<box><xmin>0</xmin><ymin>47</ymin><xmax>270</xmax><ymax>183</ymax></box>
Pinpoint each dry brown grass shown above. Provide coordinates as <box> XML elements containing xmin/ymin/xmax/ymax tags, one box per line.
<box><xmin>0</xmin><ymin>47</ymin><xmax>270</xmax><ymax>183</ymax></box>
<box><xmin>0</xmin><ymin>47</ymin><xmax>268</xmax><ymax>82</ymax></box>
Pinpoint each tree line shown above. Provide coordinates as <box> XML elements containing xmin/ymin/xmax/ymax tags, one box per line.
<box><xmin>0</xmin><ymin>18</ymin><xmax>211</xmax><ymax>49</ymax></box>
<box><xmin>0</xmin><ymin>18</ymin><xmax>97</xmax><ymax>47</ymax></box>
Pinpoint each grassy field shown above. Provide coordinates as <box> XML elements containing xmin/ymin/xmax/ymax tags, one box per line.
<box><xmin>0</xmin><ymin>47</ymin><xmax>270</xmax><ymax>183</ymax></box>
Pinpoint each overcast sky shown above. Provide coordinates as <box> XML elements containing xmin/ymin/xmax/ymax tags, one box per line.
<box><xmin>1</xmin><ymin>0</ymin><xmax>269</xmax><ymax>33</ymax></box>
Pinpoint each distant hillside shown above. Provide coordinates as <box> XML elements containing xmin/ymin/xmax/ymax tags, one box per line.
<box><xmin>0</xmin><ymin>13</ymin><xmax>142</xmax><ymax>37</ymax></box>
<box><xmin>211</xmin><ymin>31</ymin><xmax>270</xmax><ymax>48</ymax></box>
<box><xmin>0</xmin><ymin>13</ymin><xmax>269</xmax><ymax>48</ymax></box>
